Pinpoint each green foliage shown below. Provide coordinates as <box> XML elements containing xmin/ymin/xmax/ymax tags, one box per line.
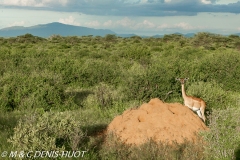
<box><xmin>186</xmin><ymin>81</ymin><xmax>235</xmax><ymax>110</ymax></box>
<box><xmin>104</xmin><ymin>34</ymin><xmax>117</xmax><ymax>42</ymax></box>
<box><xmin>124</xmin><ymin>52</ymin><xmax>183</xmax><ymax>102</ymax></box>
<box><xmin>9</xmin><ymin>110</ymin><xmax>85</xmax><ymax>152</ymax></box>
<box><xmin>163</xmin><ymin>33</ymin><xmax>185</xmax><ymax>42</ymax></box>
<box><xmin>93</xmin><ymin>83</ymin><xmax>119</xmax><ymax>108</ymax></box>
<box><xmin>0</xmin><ymin>112</ymin><xmax>21</xmax><ymax>152</ymax></box>
<box><xmin>0</xmin><ymin>33</ymin><xmax>240</xmax><ymax>159</ymax></box>
<box><xmin>83</xmin><ymin>83</ymin><xmax>124</xmax><ymax>110</ymax></box>
<box><xmin>125</xmin><ymin>66</ymin><xmax>176</xmax><ymax>102</ymax></box>
<box><xmin>202</xmin><ymin>107</ymin><xmax>240</xmax><ymax>160</ymax></box>
<box><xmin>119</xmin><ymin>45</ymin><xmax>151</xmax><ymax>65</ymax></box>
<box><xmin>196</xmin><ymin>50</ymin><xmax>240</xmax><ymax>91</ymax></box>
<box><xmin>0</xmin><ymin>72</ymin><xmax>75</xmax><ymax>111</ymax></box>
<box><xmin>191</xmin><ymin>32</ymin><xmax>236</xmax><ymax>49</ymax></box>
<box><xmin>15</xmin><ymin>34</ymin><xmax>46</xmax><ymax>43</ymax></box>
<box><xmin>79</xmin><ymin>59</ymin><xmax>120</xmax><ymax>87</ymax></box>
<box><xmin>99</xmin><ymin>134</ymin><xmax>204</xmax><ymax>160</ymax></box>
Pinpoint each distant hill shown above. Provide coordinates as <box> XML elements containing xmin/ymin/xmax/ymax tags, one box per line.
<box><xmin>235</xmin><ymin>33</ymin><xmax>240</xmax><ymax>36</ymax></box>
<box><xmin>0</xmin><ymin>22</ymin><xmax>239</xmax><ymax>38</ymax></box>
<box><xmin>151</xmin><ymin>32</ymin><xmax>196</xmax><ymax>38</ymax></box>
<box><xmin>0</xmin><ymin>22</ymin><xmax>116</xmax><ymax>38</ymax></box>
<box><xmin>117</xmin><ymin>34</ymin><xmax>138</xmax><ymax>38</ymax></box>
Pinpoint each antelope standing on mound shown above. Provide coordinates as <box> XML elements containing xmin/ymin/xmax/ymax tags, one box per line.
<box><xmin>176</xmin><ymin>78</ymin><xmax>206</xmax><ymax>122</ymax></box>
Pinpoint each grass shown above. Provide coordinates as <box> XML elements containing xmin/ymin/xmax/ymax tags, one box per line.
<box><xmin>0</xmin><ymin>112</ymin><xmax>22</xmax><ymax>152</ymax></box>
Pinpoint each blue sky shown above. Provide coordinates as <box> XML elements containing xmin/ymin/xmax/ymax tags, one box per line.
<box><xmin>0</xmin><ymin>0</ymin><xmax>240</xmax><ymax>36</ymax></box>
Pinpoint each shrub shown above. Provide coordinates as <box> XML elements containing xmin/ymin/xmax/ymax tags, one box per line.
<box><xmin>0</xmin><ymin>72</ymin><xmax>70</xmax><ymax>111</ymax></box>
<box><xmin>99</xmin><ymin>134</ymin><xmax>205</xmax><ymax>160</ymax></box>
<box><xmin>0</xmin><ymin>112</ymin><xmax>20</xmax><ymax>152</ymax></box>
<box><xmin>197</xmin><ymin>50</ymin><xmax>240</xmax><ymax>92</ymax></box>
<box><xmin>84</xmin><ymin>83</ymin><xmax>123</xmax><ymax>109</ymax></box>
<box><xmin>186</xmin><ymin>81</ymin><xmax>234</xmax><ymax>110</ymax></box>
<box><xmin>117</xmin><ymin>44</ymin><xmax>151</xmax><ymax>66</ymax></box>
<box><xmin>125</xmin><ymin>64</ymin><xmax>177</xmax><ymax>102</ymax></box>
<box><xmin>202</xmin><ymin>107</ymin><xmax>240</xmax><ymax>160</ymax></box>
<box><xmin>105</xmin><ymin>34</ymin><xmax>117</xmax><ymax>42</ymax></box>
<box><xmin>79</xmin><ymin>59</ymin><xmax>120</xmax><ymax>87</ymax></box>
<box><xmin>9</xmin><ymin>110</ymin><xmax>85</xmax><ymax>152</ymax></box>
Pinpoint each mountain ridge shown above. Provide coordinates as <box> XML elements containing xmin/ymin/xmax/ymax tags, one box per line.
<box><xmin>0</xmin><ymin>22</ymin><xmax>240</xmax><ymax>38</ymax></box>
<box><xmin>0</xmin><ymin>22</ymin><xmax>116</xmax><ymax>37</ymax></box>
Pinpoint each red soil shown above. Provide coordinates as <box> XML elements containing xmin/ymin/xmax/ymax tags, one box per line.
<box><xmin>107</xmin><ymin>98</ymin><xmax>208</xmax><ymax>145</ymax></box>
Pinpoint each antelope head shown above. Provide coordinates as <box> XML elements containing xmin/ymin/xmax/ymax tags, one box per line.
<box><xmin>176</xmin><ymin>78</ymin><xmax>189</xmax><ymax>84</ymax></box>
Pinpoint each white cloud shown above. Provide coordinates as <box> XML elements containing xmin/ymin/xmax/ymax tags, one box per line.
<box><xmin>142</xmin><ymin>20</ymin><xmax>155</xmax><ymax>28</ymax></box>
<box><xmin>1</xmin><ymin>0</ymin><xmax>240</xmax><ymax>18</ymax></box>
<box><xmin>216</xmin><ymin>0</ymin><xmax>239</xmax><ymax>5</ymax></box>
<box><xmin>201</xmin><ymin>0</ymin><xmax>212</xmax><ymax>4</ymax></box>
<box><xmin>154</xmin><ymin>22</ymin><xmax>206</xmax><ymax>31</ymax></box>
<box><xmin>139</xmin><ymin>0</ymin><xmax>148</xmax><ymax>4</ymax></box>
<box><xmin>8</xmin><ymin>20</ymin><xmax>25</xmax><ymax>27</ymax></box>
<box><xmin>100</xmin><ymin>18</ymin><xmax>136</xmax><ymax>29</ymax></box>
<box><xmin>116</xmin><ymin>17</ymin><xmax>135</xmax><ymax>28</ymax></box>
<box><xmin>157</xmin><ymin>23</ymin><xmax>170</xmax><ymax>29</ymax></box>
<box><xmin>174</xmin><ymin>22</ymin><xmax>194</xmax><ymax>30</ymax></box>
<box><xmin>93</xmin><ymin>17</ymin><xmax>157</xmax><ymax>30</ymax></box>
<box><xmin>0</xmin><ymin>0</ymin><xmax>42</xmax><ymax>7</ymax></box>
<box><xmin>103</xmin><ymin>20</ymin><xmax>113</xmax><ymax>27</ymax></box>
<box><xmin>96</xmin><ymin>18</ymin><xmax>205</xmax><ymax>33</ymax></box>
<box><xmin>84</xmin><ymin>21</ymin><xmax>100</xmax><ymax>28</ymax></box>
<box><xmin>104</xmin><ymin>17</ymin><xmax>201</xmax><ymax>32</ymax></box>
<box><xmin>136</xmin><ymin>20</ymin><xmax>156</xmax><ymax>29</ymax></box>
<box><xmin>238</xmin><ymin>27</ymin><xmax>240</xmax><ymax>31</ymax></box>
<box><xmin>0</xmin><ymin>0</ymin><xmax>69</xmax><ymax>7</ymax></box>
<box><xmin>164</xmin><ymin>0</ymin><xmax>171</xmax><ymax>3</ymax></box>
<box><xmin>58</xmin><ymin>16</ymin><xmax>81</xmax><ymax>26</ymax></box>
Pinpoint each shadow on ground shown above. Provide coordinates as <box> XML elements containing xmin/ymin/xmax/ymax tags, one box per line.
<box><xmin>65</xmin><ymin>90</ymin><xmax>94</xmax><ymax>107</ymax></box>
<box><xmin>81</xmin><ymin>124</ymin><xmax>108</xmax><ymax>158</ymax></box>
<box><xmin>235</xmin><ymin>145</ymin><xmax>240</xmax><ymax>160</ymax></box>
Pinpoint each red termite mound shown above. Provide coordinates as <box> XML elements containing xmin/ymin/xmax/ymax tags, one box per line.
<box><xmin>107</xmin><ymin>98</ymin><xmax>208</xmax><ymax>145</ymax></box>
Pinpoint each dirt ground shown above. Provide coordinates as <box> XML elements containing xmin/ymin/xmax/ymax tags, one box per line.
<box><xmin>107</xmin><ymin>98</ymin><xmax>208</xmax><ymax>145</ymax></box>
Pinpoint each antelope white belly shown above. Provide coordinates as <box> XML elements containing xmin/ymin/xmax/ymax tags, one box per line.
<box><xmin>192</xmin><ymin>107</ymin><xmax>200</xmax><ymax>111</ymax></box>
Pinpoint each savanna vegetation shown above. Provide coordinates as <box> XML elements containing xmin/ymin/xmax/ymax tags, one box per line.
<box><xmin>0</xmin><ymin>33</ymin><xmax>240</xmax><ymax>160</ymax></box>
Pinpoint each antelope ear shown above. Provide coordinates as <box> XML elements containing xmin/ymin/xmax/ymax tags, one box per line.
<box><xmin>175</xmin><ymin>78</ymin><xmax>180</xmax><ymax>80</ymax></box>
<box><xmin>184</xmin><ymin>78</ymin><xmax>189</xmax><ymax>80</ymax></box>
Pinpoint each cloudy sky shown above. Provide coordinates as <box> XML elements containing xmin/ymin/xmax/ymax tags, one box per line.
<box><xmin>0</xmin><ymin>0</ymin><xmax>240</xmax><ymax>36</ymax></box>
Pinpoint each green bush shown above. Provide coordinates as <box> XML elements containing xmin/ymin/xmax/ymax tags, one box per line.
<box><xmin>0</xmin><ymin>112</ymin><xmax>21</xmax><ymax>153</ymax></box>
<box><xmin>104</xmin><ymin>34</ymin><xmax>117</xmax><ymax>42</ymax></box>
<box><xmin>125</xmin><ymin>64</ymin><xmax>177</xmax><ymax>102</ymax></box>
<box><xmin>202</xmin><ymin>107</ymin><xmax>240</xmax><ymax>160</ymax></box>
<box><xmin>186</xmin><ymin>81</ymin><xmax>234</xmax><ymax>110</ymax></box>
<box><xmin>1</xmin><ymin>33</ymin><xmax>240</xmax><ymax>159</ymax></box>
<box><xmin>78</xmin><ymin>59</ymin><xmax>120</xmax><ymax>87</ymax></box>
<box><xmin>119</xmin><ymin>45</ymin><xmax>151</xmax><ymax>65</ymax></box>
<box><xmin>196</xmin><ymin>50</ymin><xmax>240</xmax><ymax>91</ymax></box>
<box><xmin>99</xmin><ymin>134</ymin><xmax>204</xmax><ymax>160</ymax></box>
<box><xmin>9</xmin><ymin>110</ymin><xmax>85</xmax><ymax>152</ymax></box>
<box><xmin>0</xmin><ymin>72</ymin><xmax>72</xmax><ymax>111</ymax></box>
<box><xmin>83</xmin><ymin>83</ymin><xmax>124</xmax><ymax>109</ymax></box>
